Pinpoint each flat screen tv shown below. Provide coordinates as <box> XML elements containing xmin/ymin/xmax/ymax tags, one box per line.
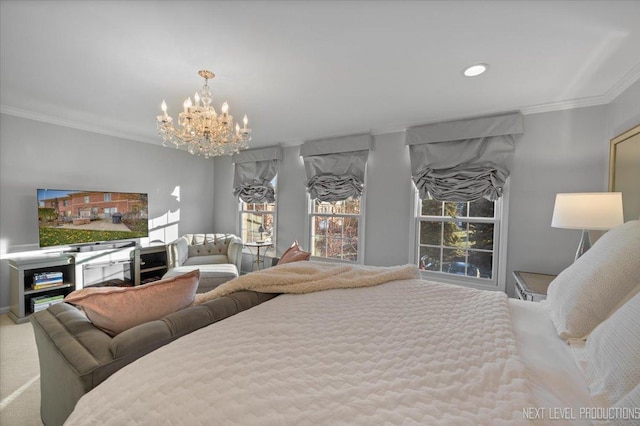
<box><xmin>37</xmin><ymin>189</ymin><xmax>149</xmax><ymax>248</ymax></box>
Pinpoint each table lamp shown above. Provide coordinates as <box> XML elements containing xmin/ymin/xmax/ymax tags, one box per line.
<box><xmin>551</xmin><ymin>192</ymin><xmax>624</xmax><ymax>261</ymax></box>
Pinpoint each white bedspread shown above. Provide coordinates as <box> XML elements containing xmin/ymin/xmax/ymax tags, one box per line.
<box><xmin>66</xmin><ymin>279</ymin><xmax>534</xmax><ymax>425</ymax></box>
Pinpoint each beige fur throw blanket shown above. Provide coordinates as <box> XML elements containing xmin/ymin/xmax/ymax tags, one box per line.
<box><xmin>194</xmin><ymin>261</ymin><xmax>420</xmax><ymax>305</ymax></box>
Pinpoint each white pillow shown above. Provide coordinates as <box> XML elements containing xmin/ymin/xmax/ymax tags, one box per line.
<box><xmin>546</xmin><ymin>220</ymin><xmax>640</xmax><ymax>339</ymax></box>
<box><xmin>611</xmin><ymin>385</ymin><xmax>640</xmax><ymax>426</ymax></box>
<box><xmin>582</xmin><ymin>292</ymin><xmax>640</xmax><ymax>407</ymax></box>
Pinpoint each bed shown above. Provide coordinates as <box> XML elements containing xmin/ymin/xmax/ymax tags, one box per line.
<box><xmin>64</xmin><ymin>221</ymin><xmax>640</xmax><ymax>425</ymax></box>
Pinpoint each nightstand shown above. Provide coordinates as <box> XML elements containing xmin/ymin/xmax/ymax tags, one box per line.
<box><xmin>513</xmin><ymin>271</ymin><xmax>557</xmax><ymax>302</ymax></box>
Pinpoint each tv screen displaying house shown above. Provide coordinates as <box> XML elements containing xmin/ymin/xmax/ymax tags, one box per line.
<box><xmin>37</xmin><ymin>189</ymin><xmax>149</xmax><ymax>248</ymax></box>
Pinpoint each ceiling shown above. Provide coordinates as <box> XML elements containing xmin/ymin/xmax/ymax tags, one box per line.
<box><xmin>2</xmin><ymin>1</ymin><xmax>640</xmax><ymax>149</ymax></box>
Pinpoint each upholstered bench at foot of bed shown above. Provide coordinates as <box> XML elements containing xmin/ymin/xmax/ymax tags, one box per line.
<box><xmin>162</xmin><ymin>264</ymin><xmax>238</xmax><ymax>293</ymax></box>
<box><xmin>31</xmin><ymin>290</ymin><xmax>277</xmax><ymax>426</ymax></box>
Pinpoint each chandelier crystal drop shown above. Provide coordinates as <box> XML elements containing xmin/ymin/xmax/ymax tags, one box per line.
<box><xmin>156</xmin><ymin>70</ymin><xmax>251</xmax><ymax>158</ymax></box>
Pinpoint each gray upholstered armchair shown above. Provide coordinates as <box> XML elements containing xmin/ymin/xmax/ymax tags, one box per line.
<box><xmin>164</xmin><ymin>233</ymin><xmax>243</xmax><ymax>292</ymax></box>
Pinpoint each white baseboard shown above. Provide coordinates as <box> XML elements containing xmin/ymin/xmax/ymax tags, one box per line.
<box><xmin>0</xmin><ymin>306</ymin><xmax>10</xmax><ymax>315</ymax></box>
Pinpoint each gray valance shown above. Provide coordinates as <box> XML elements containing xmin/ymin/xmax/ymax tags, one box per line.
<box><xmin>407</xmin><ymin>112</ymin><xmax>523</xmax><ymax>202</ymax></box>
<box><xmin>300</xmin><ymin>133</ymin><xmax>371</xmax><ymax>156</ymax></box>
<box><xmin>232</xmin><ymin>146</ymin><xmax>283</xmax><ymax>203</ymax></box>
<box><xmin>301</xmin><ymin>134</ymin><xmax>371</xmax><ymax>202</ymax></box>
<box><xmin>232</xmin><ymin>146</ymin><xmax>282</xmax><ymax>163</ymax></box>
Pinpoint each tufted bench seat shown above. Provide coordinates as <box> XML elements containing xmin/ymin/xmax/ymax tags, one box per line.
<box><xmin>31</xmin><ymin>291</ymin><xmax>277</xmax><ymax>426</ymax></box>
<box><xmin>164</xmin><ymin>234</ymin><xmax>242</xmax><ymax>293</ymax></box>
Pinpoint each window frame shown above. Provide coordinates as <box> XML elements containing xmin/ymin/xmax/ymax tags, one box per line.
<box><xmin>408</xmin><ymin>182</ymin><xmax>510</xmax><ymax>292</ymax></box>
<box><xmin>305</xmin><ymin>191</ymin><xmax>366</xmax><ymax>265</ymax></box>
<box><xmin>236</xmin><ymin>178</ymin><xmax>278</xmax><ymax>254</ymax></box>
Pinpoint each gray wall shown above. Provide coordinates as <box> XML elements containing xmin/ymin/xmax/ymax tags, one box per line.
<box><xmin>607</xmin><ymin>78</ymin><xmax>640</xmax><ymax>142</ymax></box>
<box><xmin>506</xmin><ymin>106</ymin><xmax>609</xmax><ymax>286</ymax></box>
<box><xmin>214</xmin><ymin>86</ymin><xmax>639</xmax><ymax>295</ymax></box>
<box><xmin>362</xmin><ymin>132</ymin><xmax>413</xmax><ymax>267</ymax></box>
<box><xmin>0</xmin><ymin>114</ymin><xmax>215</xmax><ymax>310</ymax></box>
<box><xmin>507</xmin><ymin>79</ymin><xmax>640</xmax><ymax>287</ymax></box>
<box><xmin>212</xmin><ymin>152</ymin><xmax>237</xmax><ymax>234</ymax></box>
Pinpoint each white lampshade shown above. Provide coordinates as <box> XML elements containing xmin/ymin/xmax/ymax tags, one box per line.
<box><xmin>551</xmin><ymin>192</ymin><xmax>624</xmax><ymax>230</ymax></box>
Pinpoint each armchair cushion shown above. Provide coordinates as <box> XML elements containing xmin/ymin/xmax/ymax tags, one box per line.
<box><xmin>167</xmin><ymin>234</ymin><xmax>242</xmax><ymax>272</ymax></box>
<box><xmin>165</xmin><ymin>234</ymin><xmax>243</xmax><ymax>293</ymax></box>
<box><xmin>184</xmin><ymin>255</ymin><xmax>229</xmax><ymax>266</ymax></box>
<box><xmin>187</xmin><ymin>241</ymin><xmax>230</xmax><ymax>257</ymax></box>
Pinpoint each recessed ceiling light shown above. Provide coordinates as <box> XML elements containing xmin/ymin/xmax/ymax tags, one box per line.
<box><xmin>463</xmin><ymin>63</ymin><xmax>488</xmax><ymax>77</ymax></box>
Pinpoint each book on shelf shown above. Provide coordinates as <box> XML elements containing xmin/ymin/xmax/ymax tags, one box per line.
<box><xmin>34</xmin><ymin>271</ymin><xmax>63</xmax><ymax>281</ymax></box>
<box><xmin>31</xmin><ymin>294</ymin><xmax>64</xmax><ymax>304</ymax></box>
<box><xmin>34</xmin><ymin>277</ymin><xmax>63</xmax><ymax>284</ymax></box>
<box><xmin>33</xmin><ymin>272</ymin><xmax>64</xmax><ymax>287</ymax></box>
<box><xmin>32</xmin><ymin>299</ymin><xmax>64</xmax><ymax>312</ymax></box>
<box><xmin>32</xmin><ymin>281</ymin><xmax>64</xmax><ymax>290</ymax></box>
<box><xmin>31</xmin><ymin>294</ymin><xmax>65</xmax><ymax>312</ymax></box>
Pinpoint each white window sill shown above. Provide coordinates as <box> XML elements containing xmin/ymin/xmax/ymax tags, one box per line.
<box><xmin>418</xmin><ymin>270</ymin><xmax>503</xmax><ymax>292</ymax></box>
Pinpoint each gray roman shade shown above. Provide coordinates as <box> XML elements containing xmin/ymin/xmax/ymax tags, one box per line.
<box><xmin>300</xmin><ymin>133</ymin><xmax>371</xmax><ymax>202</ymax></box>
<box><xmin>232</xmin><ymin>146</ymin><xmax>283</xmax><ymax>203</ymax></box>
<box><xmin>406</xmin><ymin>112</ymin><xmax>523</xmax><ymax>202</ymax></box>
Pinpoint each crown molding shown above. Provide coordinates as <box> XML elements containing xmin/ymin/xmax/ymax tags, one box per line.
<box><xmin>520</xmin><ymin>94</ymin><xmax>610</xmax><ymax>115</ymax></box>
<box><xmin>602</xmin><ymin>61</ymin><xmax>640</xmax><ymax>103</ymax></box>
<box><xmin>0</xmin><ymin>105</ymin><xmax>159</xmax><ymax>145</ymax></box>
<box><xmin>521</xmin><ymin>62</ymin><xmax>640</xmax><ymax>115</ymax></box>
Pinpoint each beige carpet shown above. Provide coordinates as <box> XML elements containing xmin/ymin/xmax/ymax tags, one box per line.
<box><xmin>0</xmin><ymin>314</ymin><xmax>42</xmax><ymax>425</ymax></box>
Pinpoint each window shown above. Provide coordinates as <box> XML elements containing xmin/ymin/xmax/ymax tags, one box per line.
<box><xmin>415</xmin><ymin>195</ymin><xmax>503</xmax><ymax>287</ymax></box>
<box><xmin>238</xmin><ymin>177</ymin><xmax>276</xmax><ymax>252</ymax></box>
<box><xmin>84</xmin><ymin>195</ymin><xmax>90</xmax><ymax>203</ymax></box>
<box><xmin>240</xmin><ymin>201</ymin><xmax>275</xmax><ymax>244</ymax></box>
<box><xmin>104</xmin><ymin>193</ymin><xmax>111</xmax><ymax>201</ymax></box>
<box><xmin>309</xmin><ymin>196</ymin><xmax>361</xmax><ymax>262</ymax></box>
<box><xmin>299</xmin><ymin>134</ymin><xmax>370</xmax><ymax>263</ymax></box>
<box><xmin>104</xmin><ymin>207</ymin><xmax>117</xmax><ymax>218</ymax></box>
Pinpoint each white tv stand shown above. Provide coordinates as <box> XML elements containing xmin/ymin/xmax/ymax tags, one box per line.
<box><xmin>66</xmin><ymin>240</ymin><xmax>137</xmax><ymax>253</ymax></box>
<box><xmin>74</xmin><ymin>246</ymin><xmax>134</xmax><ymax>288</ymax></box>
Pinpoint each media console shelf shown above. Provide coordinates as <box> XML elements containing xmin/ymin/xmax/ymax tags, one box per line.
<box><xmin>9</xmin><ymin>254</ymin><xmax>76</xmax><ymax>324</ymax></box>
<box><xmin>8</xmin><ymin>244</ymin><xmax>168</xmax><ymax>323</ymax></box>
<box><xmin>132</xmin><ymin>244</ymin><xmax>168</xmax><ymax>285</ymax></box>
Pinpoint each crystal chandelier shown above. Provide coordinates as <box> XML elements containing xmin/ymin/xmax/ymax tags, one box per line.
<box><xmin>156</xmin><ymin>70</ymin><xmax>252</xmax><ymax>158</ymax></box>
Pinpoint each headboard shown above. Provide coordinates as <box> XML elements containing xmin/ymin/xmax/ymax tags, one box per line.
<box><xmin>609</xmin><ymin>124</ymin><xmax>640</xmax><ymax>221</ymax></box>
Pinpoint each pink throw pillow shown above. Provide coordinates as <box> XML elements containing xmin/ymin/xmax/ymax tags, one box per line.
<box><xmin>64</xmin><ymin>270</ymin><xmax>199</xmax><ymax>336</ymax></box>
<box><xmin>278</xmin><ymin>241</ymin><xmax>311</xmax><ymax>265</ymax></box>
